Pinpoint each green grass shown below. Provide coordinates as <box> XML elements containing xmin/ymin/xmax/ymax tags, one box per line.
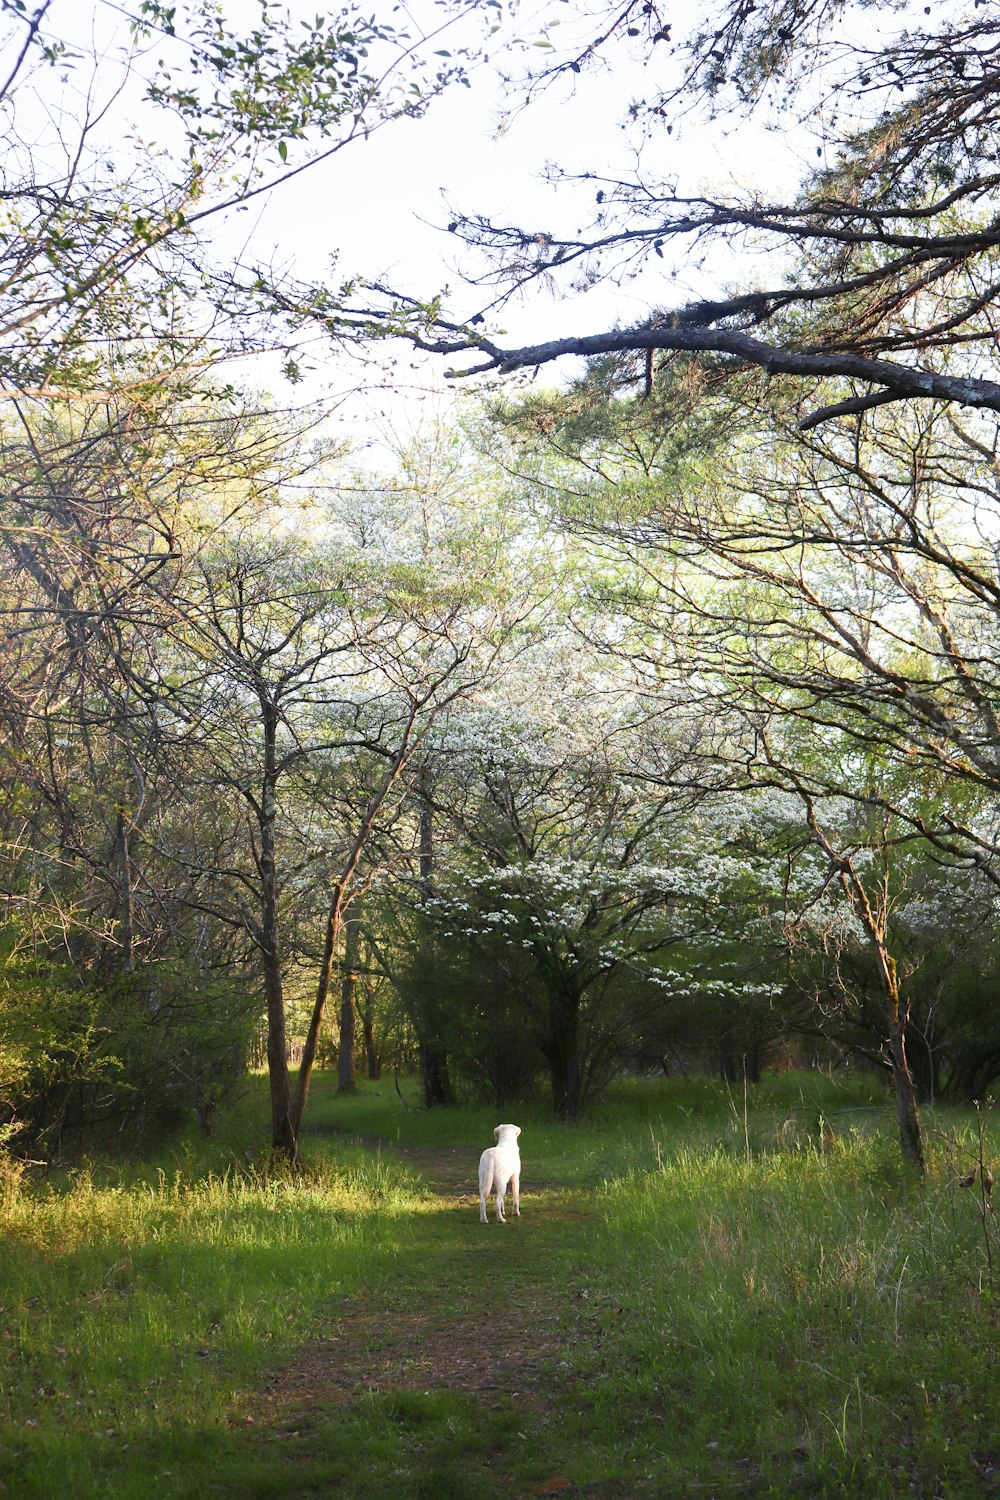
<box><xmin>0</xmin><ymin>1072</ymin><xmax>997</xmax><ymax>1498</ymax></box>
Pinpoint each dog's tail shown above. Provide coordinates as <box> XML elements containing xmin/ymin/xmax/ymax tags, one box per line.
<box><xmin>478</xmin><ymin>1152</ymin><xmax>495</xmax><ymax>1197</ymax></box>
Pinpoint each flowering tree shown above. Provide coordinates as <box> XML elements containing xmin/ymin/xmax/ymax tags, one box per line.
<box><xmin>483</xmin><ymin>363</ymin><xmax>1000</xmax><ymax>1163</ymax></box>
<box><xmin>151</xmin><ymin>473</ymin><xmax>530</xmax><ymax>1157</ymax></box>
<box><xmin>407</xmin><ymin>641</ymin><xmax>773</xmax><ymax>1115</ymax></box>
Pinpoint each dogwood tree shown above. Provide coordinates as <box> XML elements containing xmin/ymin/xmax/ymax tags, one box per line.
<box><xmin>402</xmin><ymin>632</ymin><xmax>781</xmax><ymax>1115</ymax></box>
<box><xmin>484</xmin><ymin>359</ymin><xmax>1000</xmax><ymax>1163</ymax></box>
<box><xmin>151</xmin><ymin>454</ymin><xmax>537</xmax><ymax>1158</ymax></box>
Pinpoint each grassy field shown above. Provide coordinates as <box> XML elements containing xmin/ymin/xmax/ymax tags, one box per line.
<box><xmin>0</xmin><ymin>1070</ymin><xmax>997</xmax><ymax>1498</ymax></box>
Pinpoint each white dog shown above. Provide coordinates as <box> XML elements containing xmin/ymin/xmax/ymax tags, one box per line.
<box><xmin>478</xmin><ymin>1123</ymin><xmax>521</xmax><ymax>1224</ymax></box>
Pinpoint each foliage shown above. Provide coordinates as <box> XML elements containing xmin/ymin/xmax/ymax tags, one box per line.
<box><xmin>0</xmin><ymin>934</ymin><xmax>257</xmax><ymax>1156</ymax></box>
<box><xmin>328</xmin><ymin>0</ymin><xmax>1000</xmax><ymax>430</ymax></box>
<box><xmin>7</xmin><ymin>0</ymin><xmax>1000</xmax><ymax>1168</ymax></box>
<box><xmin>478</xmin><ymin>369</ymin><xmax>1000</xmax><ymax>1132</ymax></box>
<box><xmin>0</xmin><ymin>947</ymin><xmax>117</xmax><ymax>1156</ymax></box>
<box><xmin>0</xmin><ymin>0</ymin><xmax>475</xmax><ymax>401</ymax></box>
<box><xmin>395</xmin><ymin>908</ymin><xmax>548</xmax><ymax>1106</ymax></box>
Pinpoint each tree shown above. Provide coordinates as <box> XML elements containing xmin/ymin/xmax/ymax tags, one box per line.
<box><xmin>289</xmin><ymin>470</ymin><xmax>537</xmax><ymax>1142</ymax></box>
<box><xmin>0</xmin><ymin>394</ymin><xmax>291</xmax><ymax>952</ymax></box>
<box><xmin>289</xmin><ymin>1</ymin><xmax>1000</xmax><ymax>433</ymax></box>
<box><xmin>0</xmin><ymin>2</ymin><xmax>525</xmax><ymax>1157</ymax></box>
<box><xmin>0</xmin><ymin>386</ymin><xmax>329</xmax><ymax>1149</ymax></box>
<box><xmin>482</xmin><ymin>360</ymin><xmax>1000</xmax><ymax>1163</ymax></box>
<box><xmin>778</xmin><ymin>770</ymin><xmax>928</xmax><ymax>1169</ymax></box>
<box><xmin>319</xmin><ymin>423</ymin><xmax>552</xmax><ymax>1114</ymax></box>
<box><xmin>0</xmin><ymin>0</ymin><xmax>473</xmax><ymax>405</ymax></box>
<box><xmin>150</xmin><ymin>455</ymin><xmax>534</xmax><ymax>1158</ymax></box>
<box><xmin>780</xmin><ymin>824</ymin><xmax>1000</xmax><ymax>1106</ymax></box>
<box><xmin>404</xmin><ymin>641</ymin><xmax>743</xmax><ymax>1116</ymax></box>
<box><xmin>554</xmin><ymin>380</ymin><xmax>1000</xmax><ymax>892</ymax></box>
<box><xmin>336</xmin><ymin>901</ymin><xmax>362</xmax><ymax>1096</ymax></box>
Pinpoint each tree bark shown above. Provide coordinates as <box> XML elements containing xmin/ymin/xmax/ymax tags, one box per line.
<box><xmin>834</xmin><ymin>841</ymin><xmax>925</xmax><ymax>1172</ymax></box>
<box><xmin>291</xmin><ymin>880</ymin><xmax>343</xmax><ymax>1137</ymax></box>
<box><xmin>359</xmin><ymin>934</ymin><xmax>382</xmax><ymax>1079</ymax></box>
<box><xmin>116</xmin><ymin>810</ymin><xmax>134</xmax><ymax>974</ymax></box>
<box><xmin>421</xmin><ymin>1043</ymin><xmax>453</xmax><ymax>1109</ymax></box>
<box><xmin>417</xmin><ymin>308</ymin><xmax>1000</xmax><ymax>431</ymax></box>
<box><xmin>293</xmin><ymin>716</ymin><xmax>427</xmax><ymax>1136</ymax></box>
<box><xmin>258</xmin><ymin>704</ymin><xmax>297</xmax><ymax>1161</ymax></box>
<box><xmin>544</xmin><ymin>986</ymin><xmax>582</xmax><ymax>1119</ymax></box>
<box><xmin>871</xmin><ymin>935</ymin><xmax>926</xmax><ymax>1173</ymax></box>
<box><xmin>337</xmin><ymin>902</ymin><xmax>360</xmax><ymax>1095</ymax></box>
<box><xmin>362</xmin><ymin>1009</ymin><xmax>381</xmax><ymax>1079</ymax></box>
<box><xmin>418</xmin><ymin>760</ymin><xmax>453</xmax><ymax>1107</ymax></box>
<box><xmin>264</xmin><ymin>940</ymin><xmax>297</xmax><ymax>1160</ymax></box>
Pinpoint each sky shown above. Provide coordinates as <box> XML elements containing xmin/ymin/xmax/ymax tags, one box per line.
<box><xmin>225</xmin><ymin>0</ymin><xmax>795</xmax><ymax>450</ymax></box>
<box><xmin>14</xmin><ymin>0</ymin><xmax>805</xmax><ymax>454</ymax></box>
<box><xmin>231</xmin><ymin>2</ymin><xmax>792</xmax><ymax>337</ymax></box>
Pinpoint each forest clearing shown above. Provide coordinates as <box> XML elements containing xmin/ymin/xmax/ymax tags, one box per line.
<box><xmin>0</xmin><ymin>1071</ymin><xmax>996</xmax><ymax>1499</ymax></box>
<box><xmin>5</xmin><ymin>2</ymin><xmax>1000</xmax><ymax>1495</ymax></box>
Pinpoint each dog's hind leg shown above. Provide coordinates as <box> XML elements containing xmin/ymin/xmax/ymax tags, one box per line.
<box><xmin>511</xmin><ymin>1172</ymin><xmax>520</xmax><ymax>1217</ymax></box>
<box><xmin>479</xmin><ymin>1159</ymin><xmax>493</xmax><ymax>1224</ymax></box>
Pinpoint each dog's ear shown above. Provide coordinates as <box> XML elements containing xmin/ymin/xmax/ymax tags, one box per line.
<box><xmin>494</xmin><ymin>1126</ymin><xmax>501</xmax><ymax>1139</ymax></box>
<box><xmin>514</xmin><ymin>1126</ymin><xmax>521</xmax><ymax>1138</ymax></box>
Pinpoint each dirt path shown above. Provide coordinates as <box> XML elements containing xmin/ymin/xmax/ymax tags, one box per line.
<box><xmin>365</xmin><ymin>1140</ymin><xmax>566</xmax><ymax>1201</ymax></box>
<box><xmin>258</xmin><ymin>1141</ymin><xmax>573</xmax><ymax>1416</ymax></box>
<box><xmin>262</xmin><ymin>1296</ymin><xmax>562</xmax><ymax>1410</ymax></box>
<box><xmin>241</xmin><ymin>1139</ymin><xmax>655</xmax><ymax>1499</ymax></box>
<box><xmin>380</xmin><ymin>1142</ymin><xmax>478</xmax><ymax>1202</ymax></box>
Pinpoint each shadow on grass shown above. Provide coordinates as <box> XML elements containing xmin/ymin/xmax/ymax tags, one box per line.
<box><xmin>3</xmin><ymin>1392</ymin><xmax>535</xmax><ymax>1500</ymax></box>
<box><xmin>0</xmin><ymin>1176</ymin><xmax>606</xmax><ymax>1500</ymax></box>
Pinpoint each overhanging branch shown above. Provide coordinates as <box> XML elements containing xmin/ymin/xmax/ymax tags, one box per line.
<box><xmin>415</xmin><ymin>322</ymin><xmax>1000</xmax><ymax>426</ymax></box>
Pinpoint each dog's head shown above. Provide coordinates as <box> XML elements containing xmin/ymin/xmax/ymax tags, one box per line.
<box><xmin>494</xmin><ymin>1123</ymin><xmax>521</xmax><ymax>1142</ymax></box>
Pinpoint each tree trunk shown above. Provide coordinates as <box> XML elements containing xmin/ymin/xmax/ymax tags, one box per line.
<box><xmin>358</xmin><ymin>932</ymin><xmax>382</xmax><ymax>1079</ymax></box>
<box><xmin>545</xmin><ymin>986</ymin><xmax>582</xmax><ymax>1119</ymax></box>
<box><xmin>362</xmin><ymin>1008</ymin><xmax>381</xmax><ymax>1079</ymax></box>
<box><xmin>842</xmin><ymin>860</ymin><xmax>926</xmax><ymax>1173</ymax></box>
<box><xmin>719</xmin><ymin>1036</ymin><xmax>739</xmax><ymax>1084</ymax></box>
<box><xmin>258</xmin><ymin>707</ymin><xmax>297</xmax><ymax>1161</ymax></box>
<box><xmin>418</xmin><ymin>761</ymin><xmax>453</xmax><ymax>1107</ymax></box>
<box><xmin>421</xmin><ymin>1043</ymin><xmax>453</xmax><ymax>1108</ymax></box>
<box><xmin>264</xmin><ymin>943</ymin><xmax>297</xmax><ymax>1159</ymax></box>
<box><xmin>116</xmin><ymin>811</ymin><xmax>134</xmax><ymax>974</ymax></box>
<box><xmin>806</xmin><ymin>808</ymin><xmax>926</xmax><ymax>1174</ymax></box>
<box><xmin>337</xmin><ymin>902</ymin><xmax>360</xmax><ymax>1095</ymax></box>
<box><xmin>291</xmin><ymin>881</ymin><xmax>343</xmax><ymax>1136</ymax></box>
<box><xmin>294</xmin><ymin>727</ymin><xmax>423</xmax><ymax>1137</ymax></box>
<box><xmin>877</xmin><ymin>949</ymin><xmax>926</xmax><ymax>1173</ymax></box>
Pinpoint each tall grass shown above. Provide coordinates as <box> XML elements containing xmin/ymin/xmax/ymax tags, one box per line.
<box><xmin>0</xmin><ymin>1117</ymin><xmax>424</xmax><ymax>1500</ymax></box>
<box><xmin>0</xmin><ymin>1071</ymin><xmax>996</xmax><ymax>1498</ymax></box>
<box><xmin>568</xmin><ymin>1077</ymin><xmax>995</xmax><ymax>1496</ymax></box>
